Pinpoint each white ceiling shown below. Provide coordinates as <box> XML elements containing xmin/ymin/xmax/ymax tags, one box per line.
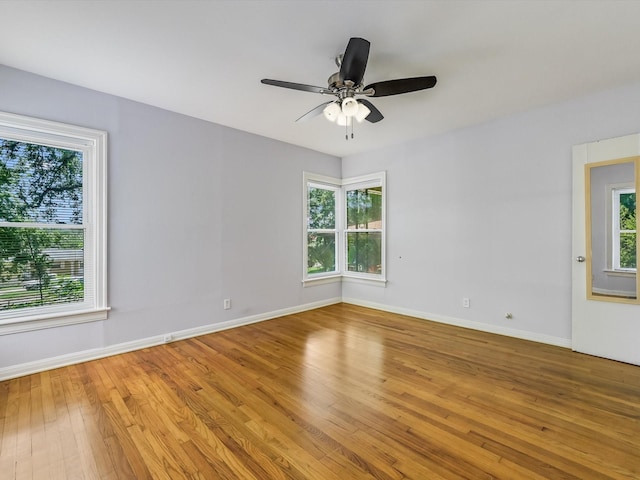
<box><xmin>2</xmin><ymin>0</ymin><xmax>640</xmax><ymax>158</ymax></box>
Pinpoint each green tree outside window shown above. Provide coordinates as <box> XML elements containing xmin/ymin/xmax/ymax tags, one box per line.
<box><xmin>619</xmin><ymin>191</ymin><xmax>636</xmax><ymax>269</ymax></box>
<box><xmin>0</xmin><ymin>139</ymin><xmax>85</xmax><ymax>310</ymax></box>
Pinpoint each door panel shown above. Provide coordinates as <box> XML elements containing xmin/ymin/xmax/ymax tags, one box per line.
<box><xmin>572</xmin><ymin>134</ymin><xmax>640</xmax><ymax>365</ymax></box>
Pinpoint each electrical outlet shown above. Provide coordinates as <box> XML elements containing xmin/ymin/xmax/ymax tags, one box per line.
<box><xmin>223</xmin><ymin>298</ymin><xmax>231</xmax><ymax>310</ymax></box>
<box><xmin>163</xmin><ymin>334</ymin><xmax>173</xmax><ymax>343</ymax></box>
<box><xmin>463</xmin><ymin>297</ymin><xmax>470</xmax><ymax>308</ymax></box>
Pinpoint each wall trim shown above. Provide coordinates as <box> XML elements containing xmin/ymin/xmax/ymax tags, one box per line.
<box><xmin>0</xmin><ymin>297</ymin><xmax>342</xmax><ymax>381</ymax></box>
<box><xmin>342</xmin><ymin>297</ymin><xmax>573</xmax><ymax>349</ymax></box>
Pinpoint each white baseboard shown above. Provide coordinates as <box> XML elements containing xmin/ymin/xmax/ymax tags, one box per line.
<box><xmin>342</xmin><ymin>297</ymin><xmax>572</xmax><ymax>349</ymax></box>
<box><xmin>0</xmin><ymin>297</ymin><xmax>342</xmax><ymax>381</ymax></box>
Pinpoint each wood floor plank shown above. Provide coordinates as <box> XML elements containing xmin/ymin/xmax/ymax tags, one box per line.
<box><xmin>100</xmin><ymin>400</ymin><xmax>152</xmax><ymax>480</ymax></box>
<box><xmin>2</xmin><ymin>303</ymin><xmax>640</xmax><ymax>479</ymax></box>
<box><xmin>0</xmin><ymin>379</ymin><xmax>19</xmax><ymax>479</ymax></box>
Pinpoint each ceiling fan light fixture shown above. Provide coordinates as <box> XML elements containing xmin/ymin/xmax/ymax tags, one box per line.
<box><xmin>336</xmin><ymin>113</ymin><xmax>352</xmax><ymax>127</ymax></box>
<box><xmin>341</xmin><ymin>97</ymin><xmax>359</xmax><ymax>117</ymax></box>
<box><xmin>323</xmin><ymin>102</ymin><xmax>341</xmax><ymax>122</ymax></box>
<box><xmin>355</xmin><ymin>102</ymin><xmax>371</xmax><ymax>123</ymax></box>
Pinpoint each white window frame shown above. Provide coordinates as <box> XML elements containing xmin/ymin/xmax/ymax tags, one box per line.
<box><xmin>303</xmin><ymin>176</ymin><xmax>342</xmax><ymax>280</ymax></box>
<box><xmin>0</xmin><ymin>112</ymin><xmax>108</xmax><ymax>335</ymax></box>
<box><xmin>611</xmin><ymin>184</ymin><xmax>636</xmax><ymax>273</ymax></box>
<box><xmin>303</xmin><ymin>173</ymin><xmax>342</xmax><ymax>284</ymax></box>
<box><xmin>343</xmin><ymin>173</ymin><xmax>386</xmax><ymax>282</ymax></box>
<box><xmin>303</xmin><ymin>171</ymin><xmax>386</xmax><ymax>286</ymax></box>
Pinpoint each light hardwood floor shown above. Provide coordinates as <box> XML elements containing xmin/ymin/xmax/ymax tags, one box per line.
<box><xmin>1</xmin><ymin>303</ymin><xmax>639</xmax><ymax>479</ymax></box>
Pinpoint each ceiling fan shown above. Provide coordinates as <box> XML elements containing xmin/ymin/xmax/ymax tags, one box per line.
<box><xmin>261</xmin><ymin>37</ymin><xmax>437</xmax><ymax>138</ymax></box>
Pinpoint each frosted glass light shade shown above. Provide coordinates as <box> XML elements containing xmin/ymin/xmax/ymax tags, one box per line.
<box><xmin>355</xmin><ymin>102</ymin><xmax>371</xmax><ymax>123</ymax></box>
<box><xmin>323</xmin><ymin>102</ymin><xmax>341</xmax><ymax>122</ymax></box>
<box><xmin>341</xmin><ymin>97</ymin><xmax>359</xmax><ymax>117</ymax></box>
<box><xmin>336</xmin><ymin>113</ymin><xmax>352</xmax><ymax>126</ymax></box>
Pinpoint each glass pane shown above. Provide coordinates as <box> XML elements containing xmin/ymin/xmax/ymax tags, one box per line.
<box><xmin>0</xmin><ymin>138</ymin><xmax>83</xmax><ymax>224</ymax></box>
<box><xmin>307</xmin><ymin>232</ymin><xmax>336</xmax><ymax>274</ymax></box>
<box><xmin>0</xmin><ymin>227</ymin><xmax>84</xmax><ymax>311</ymax></box>
<box><xmin>588</xmin><ymin>160</ymin><xmax>636</xmax><ymax>300</ymax></box>
<box><xmin>346</xmin><ymin>232</ymin><xmax>382</xmax><ymax>274</ymax></box>
<box><xmin>620</xmin><ymin>232</ymin><xmax>637</xmax><ymax>269</ymax></box>
<box><xmin>619</xmin><ymin>192</ymin><xmax>636</xmax><ymax>226</ymax></box>
<box><xmin>308</xmin><ymin>186</ymin><xmax>335</xmax><ymax>229</ymax></box>
<box><xmin>346</xmin><ymin>186</ymin><xmax>382</xmax><ymax>229</ymax></box>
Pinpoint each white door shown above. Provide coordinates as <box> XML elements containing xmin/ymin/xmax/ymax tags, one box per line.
<box><xmin>572</xmin><ymin>133</ymin><xmax>640</xmax><ymax>365</ymax></box>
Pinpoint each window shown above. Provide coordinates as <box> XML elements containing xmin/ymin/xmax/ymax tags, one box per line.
<box><xmin>306</xmin><ymin>181</ymin><xmax>339</xmax><ymax>277</ymax></box>
<box><xmin>346</xmin><ymin>184</ymin><xmax>383</xmax><ymax>275</ymax></box>
<box><xmin>0</xmin><ymin>112</ymin><xmax>108</xmax><ymax>334</ymax></box>
<box><xmin>612</xmin><ymin>186</ymin><xmax>636</xmax><ymax>271</ymax></box>
<box><xmin>303</xmin><ymin>172</ymin><xmax>385</xmax><ymax>284</ymax></box>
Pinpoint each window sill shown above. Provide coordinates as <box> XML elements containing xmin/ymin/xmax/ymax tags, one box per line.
<box><xmin>343</xmin><ymin>275</ymin><xmax>387</xmax><ymax>287</ymax></box>
<box><xmin>303</xmin><ymin>272</ymin><xmax>388</xmax><ymax>287</ymax></box>
<box><xmin>303</xmin><ymin>273</ymin><xmax>388</xmax><ymax>287</ymax></box>
<box><xmin>603</xmin><ymin>269</ymin><xmax>636</xmax><ymax>278</ymax></box>
<box><xmin>0</xmin><ymin>307</ymin><xmax>110</xmax><ymax>335</ymax></box>
<box><xmin>303</xmin><ymin>275</ymin><xmax>342</xmax><ymax>287</ymax></box>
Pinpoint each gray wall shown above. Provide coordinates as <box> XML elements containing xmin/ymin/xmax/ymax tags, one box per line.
<box><xmin>342</xmin><ymin>79</ymin><xmax>640</xmax><ymax>345</ymax></box>
<box><xmin>0</xmin><ymin>65</ymin><xmax>342</xmax><ymax>368</ymax></box>
<box><xmin>5</xmin><ymin>61</ymin><xmax>640</xmax><ymax>371</ymax></box>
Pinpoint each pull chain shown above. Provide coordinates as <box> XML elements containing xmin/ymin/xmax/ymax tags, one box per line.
<box><xmin>343</xmin><ymin>119</ymin><xmax>356</xmax><ymax>141</ymax></box>
<box><xmin>344</xmin><ymin>119</ymin><xmax>355</xmax><ymax>140</ymax></box>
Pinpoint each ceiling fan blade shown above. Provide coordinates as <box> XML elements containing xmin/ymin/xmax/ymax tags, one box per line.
<box><xmin>261</xmin><ymin>79</ymin><xmax>333</xmax><ymax>95</ymax></box>
<box><xmin>296</xmin><ymin>101</ymin><xmax>334</xmax><ymax>122</ymax></box>
<box><xmin>339</xmin><ymin>37</ymin><xmax>370</xmax><ymax>85</ymax></box>
<box><xmin>364</xmin><ymin>76</ymin><xmax>437</xmax><ymax>97</ymax></box>
<box><xmin>358</xmin><ymin>99</ymin><xmax>383</xmax><ymax>123</ymax></box>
